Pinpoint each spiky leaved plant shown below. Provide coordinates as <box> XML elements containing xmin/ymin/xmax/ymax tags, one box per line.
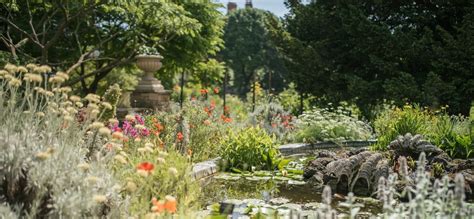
<box><xmin>0</xmin><ymin>64</ymin><xmax>126</xmax><ymax>218</ymax></box>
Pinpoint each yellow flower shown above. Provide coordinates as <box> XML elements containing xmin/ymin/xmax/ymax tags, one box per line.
<box><xmin>56</xmin><ymin>71</ymin><xmax>69</xmax><ymax>80</ymax></box>
<box><xmin>17</xmin><ymin>66</ymin><xmax>28</xmax><ymax>73</ymax></box>
<box><xmin>85</xmin><ymin>176</ymin><xmax>100</xmax><ymax>184</ymax></box>
<box><xmin>88</xmin><ymin>122</ymin><xmax>104</xmax><ymax>130</ymax></box>
<box><xmin>157</xmin><ymin>157</ymin><xmax>166</xmax><ymax>164</ymax></box>
<box><xmin>108</xmin><ymin>118</ymin><xmax>119</xmax><ymax>125</ymax></box>
<box><xmin>75</xmin><ymin>102</ymin><xmax>84</xmax><ymax>108</ymax></box>
<box><xmin>8</xmin><ymin>78</ymin><xmax>21</xmax><ymax>87</ymax></box>
<box><xmin>35</xmin><ymin>152</ymin><xmax>50</xmax><ymax>160</ymax></box>
<box><xmin>145</xmin><ymin>142</ymin><xmax>154</xmax><ymax>148</ymax></box>
<box><xmin>101</xmin><ymin>102</ymin><xmax>112</xmax><ymax>110</ymax></box>
<box><xmin>137</xmin><ymin>169</ymin><xmax>150</xmax><ymax>177</ymax></box>
<box><xmin>135</xmin><ymin>124</ymin><xmax>146</xmax><ymax>130</ymax></box>
<box><xmin>98</xmin><ymin>127</ymin><xmax>111</xmax><ymax>136</ymax></box>
<box><xmin>59</xmin><ymin>87</ymin><xmax>72</xmax><ymax>93</ymax></box>
<box><xmin>114</xmin><ymin>155</ymin><xmax>127</xmax><ymax>164</ymax></box>
<box><xmin>77</xmin><ymin>163</ymin><xmax>91</xmax><ymax>171</ymax></box>
<box><xmin>92</xmin><ymin>195</ymin><xmax>107</xmax><ymax>203</ymax></box>
<box><xmin>126</xmin><ymin>181</ymin><xmax>137</xmax><ymax>193</ymax></box>
<box><xmin>168</xmin><ymin>167</ymin><xmax>178</xmax><ymax>177</ymax></box>
<box><xmin>48</xmin><ymin>76</ymin><xmax>65</xmax><ymax>84</ymax></box>
<box><xmin>35</xmin><ymin>112</ymin><xmax>45</xmax><ymax>117</ymax></box>
<box><xmin>85</xmin><ymin>93</ymin><xmax>100</xmax><ymax>103</ymax></box>
<box><xmin>125</xmin><ymin>115</ymin><xmax>135</xmax><ymax>121</ymax></box>
<box><xmin>69</xmin><ymin>95</ymin><xmax>81</xmax><ymax>102</ymax></box>
<box><xmin>4</xmin><ymin>63</ymin><xmax>18</xmax><ymax>73</ymax></box>
<box><xmin>23</xmin><ymin>73</ymin><xmax>43</xmax><ymax>83</ymax></box>
<box><xmin>26</xmin><ymin>63</ymin><xmax>38</xmax><ymax>70</ymax></box>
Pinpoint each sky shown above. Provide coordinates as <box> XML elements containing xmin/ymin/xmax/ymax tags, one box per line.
<box><xmin>213</xmin><ymin>0</ymin><xmax>289</xmax><ymax>17</ymax></box>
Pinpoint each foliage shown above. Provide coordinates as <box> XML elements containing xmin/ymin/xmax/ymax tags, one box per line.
<box><xmin>294</xmin><ymin>104</ymin><xmax>373</xmax><ymax>143</ymax></box>
<box><xmin>249</xmin><ymin>101</ymin><xmax>295</xmax><ymax>143</ymax></box>
<box><xmin>111</xmin><ymin>147</ymin><xmax>201</xmax><ymax>216</ymax></box>
<box><xmin>101</xmin><ymin>84</ymin><xmax>122</xmax><ymax>121</ymax></box>
<box><xmin>373</xmin><ymin>105</ymin><xmax>433</xmax><ymax>151</ymax></box>
<box><xmin>218</xmin><ymin>127</ymin><xmax>279</xmax><ymax>172</ymax></box>
<box><xmin>373</xmin><ymin>104</ymin><xmax>473</xmax><ymax>158</ymax></box>
<box><xmin>222</xmin><ymin>8</ymin><xmax>287</xmax><ymax>96</ymax></box>
<box><xmin>284</xmin><ymin>1</ymin><xmax>474</xmax><ymax>116</ymax></box>
<box><xmin>276</xmin><ymin>83</ymin><xmax>314</xmax><ymax>115</ymax></box>
<box><xmin>0</xmin><ymin>64</ymin><xmax>125</xmax><ymax>217</ymax></box>
<box><xmin>0</xmin><ymin>0</ymin><xmax>225</xmax><ymax>94</ymax></box>
<box><xmin>431</xmin><ymin>114</ymin><xmax>473</xmax><ymax>158</ymax></box>
<box><xmin>377</xmin><ymin>153</ymin><xmax>473</xmax><ymax>218</ymax></box>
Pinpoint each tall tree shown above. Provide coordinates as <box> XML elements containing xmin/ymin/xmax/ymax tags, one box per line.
<box><xmin>221</xmin><ymin>8</ymin><xmax>286</xmax><ymax>97</ymax></box>
<box><xmin>284</xmin><ymin>0</ymin><xmax>474</xmax><ymax>115</ymax></box>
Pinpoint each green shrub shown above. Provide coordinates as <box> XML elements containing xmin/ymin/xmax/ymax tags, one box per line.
<box><xmin>219</xmin><ymin>127</ymin><xmax>279</xmax><ymax>172</ymax></box>
<box><xmin>431</xmin><ymin>114</ymin><xmax>473</xmax><ymax>158</ymax></box>
<box><xmin>373</xmin><ymin>105</ymin><xmax>432</xmax><ymax>151</ymax></box>
<box><xmin>294</xmin><ymin>104</ymin><xmax>373</xmax><ymax>143</ymax></box>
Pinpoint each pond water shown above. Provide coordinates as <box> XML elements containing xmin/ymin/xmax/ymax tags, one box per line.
<box><xmin>200</xmin><ymin>156</ymin><xmax>383</xmax><ymax>217</ymax></box>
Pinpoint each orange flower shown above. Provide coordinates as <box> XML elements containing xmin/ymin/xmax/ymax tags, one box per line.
<box><xmin>177</xmin><ymin>132</ymin><xmax>184</xmax><ymax>142</ymax></box>
<box><xmin>137</xmin><ymin>162</ymin><xmax>154</xmax><ymax>173</ymax></box>
<box><xmin>187</xmin><ymin>148</ymin><xmax>193</xmax><ymax>156</ymax></box>
<box><xmin>200</xmin><ymin>89</ymin><xmax>208</xmax><ymax>95</ymax></box>
<box><xmin>220</xmin><ymin>114</ymin><xmax>232</xmax><ymax>123</ymax></box>
<box><xmin>203</xmin><ymin>120</ymin><xmax>211</xmax><ymax>125</ymax></box>
<box><xmin>213</xmin><ymin>87</ymin><xmax>219</xmax><ymax>94</ymax></box>
<box><xmin>151</xmin><ymin>198</ymin><xmax>165</xmax><ymax>213</ymax></box>
<box><xmin>164</xmin><ymin>196</ymin><xmax>177</xmax><ymax>213</ymax></box>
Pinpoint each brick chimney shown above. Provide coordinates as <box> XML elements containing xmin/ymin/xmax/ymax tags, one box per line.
<box><xmin>227</xmin><ymin>2</ymin><xmax>237</xmax><ymax>13</ymax></box>
<box><xmin>245</xmin><ymin>0</ymin><xmax>253</xmax><ymax>8</ymax></box>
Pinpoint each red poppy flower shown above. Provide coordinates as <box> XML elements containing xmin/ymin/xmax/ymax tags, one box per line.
<box><xmin>213</xmin><ymin>87</ymin><xmax>219</xmax><ymax>94</ymax></box>
<box><xmin>177</xmin><ymin>132</ymin><xmax>184</xmax><ymax>142</ymax></box>
<box><xmin>137</xmin><ymin>162</ymin><xmax>154</xmax><ymax>172</ymax></box>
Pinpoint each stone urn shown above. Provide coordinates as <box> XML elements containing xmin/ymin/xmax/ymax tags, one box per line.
<box><xmin>129</xmin><ymin>54</ymin><xmax>171</xmax><ymax>112</ymax></box>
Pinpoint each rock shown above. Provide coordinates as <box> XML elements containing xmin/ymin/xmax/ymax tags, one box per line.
<box><xmin>269</xmin><ymin>197</ymin><xmax>290</xmax><ymax>205</ymax></box>
<box><xmin>324</xmin><ymin>151</ymin><xmax>372</xmax><ymax>194</ymax></box>
<box><xmin>388</xmin><ymin>133</ymin><xmax>442</xmax><ymax>157</ymax></box>
<box><xmin>303</xmin><ymin>157</ymin><xmax>335</xmax><ymax>180</ymax></box>
<box><xmin>351</xmin><ymin>153</ymin><xmax>384</xmax><ymax>196</ymax></box>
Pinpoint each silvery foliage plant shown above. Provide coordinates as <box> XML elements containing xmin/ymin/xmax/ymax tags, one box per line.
<box><xmin>0</xmin><ymin>64</ymin><xmax>127</xmax><ymax>218</ymax></box>
<box><xmin>377</xmin><ymin>152</ymin><xmax>473</xmax><ymax>218</ymax></box>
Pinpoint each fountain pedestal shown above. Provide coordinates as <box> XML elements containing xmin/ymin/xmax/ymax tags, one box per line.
<box><xmin>117</xmin><ymin>55</ymin><xmax>171</xmax><ymax>119</ymax></box>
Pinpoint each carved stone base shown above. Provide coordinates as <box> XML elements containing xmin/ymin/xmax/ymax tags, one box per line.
<box><xmin>130</xmin><ymin>90</ymin><xmax>171</xmax><ymax>110</ymax></box>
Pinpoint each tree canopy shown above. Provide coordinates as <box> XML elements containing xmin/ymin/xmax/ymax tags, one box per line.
<box><xmin>283</xmin><ymin>0</ymin><xmax>474</xmax><ymax>115</ymax></box>
<box><xmin>221</xmin><ymin>8</ymin><xmax>287</xmax><ymax>96</ymax></box>
<box><xmin>0</xmin><ymin>0</ymin><xmax>224</xmax><ymax>93</ymax></box>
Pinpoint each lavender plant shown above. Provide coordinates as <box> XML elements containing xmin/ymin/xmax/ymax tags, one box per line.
<box><xmin>0</xmin><ymin>64</ymin><xmax>126</xmax><ymax>218</ymax></box>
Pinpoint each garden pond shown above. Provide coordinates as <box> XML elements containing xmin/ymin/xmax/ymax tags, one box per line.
<box><xmin>200</xmin><ymin>156</ymin><xmax>383</xmax><ymax>218</ymax></box>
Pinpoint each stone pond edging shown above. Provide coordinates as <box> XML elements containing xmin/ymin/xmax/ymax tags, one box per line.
<box><xmin>190</xmin><ymin>140</ymin><xmax>377</xmax><ymax>180</ymax></box>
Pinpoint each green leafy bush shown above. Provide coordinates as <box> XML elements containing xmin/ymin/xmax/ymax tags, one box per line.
<box><xmin>218</xmin><ymin>127</ymin><xmax>279</xmax><ymax>172</ymax></box>
<box><xmin>373</xmin><ymin>104</ymin><xmax>473</xmax><ymax>158</ymax></box>
<box><xmin>431</xmin><ymin>114</ymin><xmax>473</xmax><ymax>158</ymax></box>
<box><xmin>294</xmin><ymin>104</ymin><xmax>373</xmax><ymax>143</ymax></box>
<box><xmin>373</xmin><ymin>105</ymin><xmax>432</xmax><ymax>151</ymax></box>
